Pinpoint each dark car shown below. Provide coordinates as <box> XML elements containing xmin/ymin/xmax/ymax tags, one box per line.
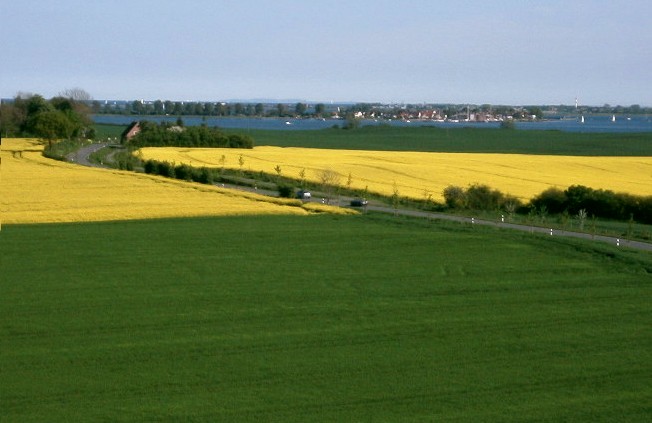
<box><xmin>350</xmin><ymin>198</ymin><xmax>368</xmax><ymax>207</ymax></box>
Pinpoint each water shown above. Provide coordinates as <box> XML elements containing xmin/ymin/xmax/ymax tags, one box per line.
<box><xmin>93</xmin><ymin>114</ymin><xmax>652</xmax><ymax>133</ymax></box>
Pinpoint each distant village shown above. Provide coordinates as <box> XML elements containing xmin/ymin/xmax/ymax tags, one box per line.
<box><xmin>2</xmin><ymin>95</ymin><xmax>648</xmax><ymax>123</ymax></box>
<box><xmin>85</xmin><ymin>99</ymin><xmax>648</xmax><ymax>122</ymax></box>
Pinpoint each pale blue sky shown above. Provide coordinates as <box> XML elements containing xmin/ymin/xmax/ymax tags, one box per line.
<box><xmin>1</xmin><ymin>0</ymin><xmax>650</xmax><ymax>105</ymax></box>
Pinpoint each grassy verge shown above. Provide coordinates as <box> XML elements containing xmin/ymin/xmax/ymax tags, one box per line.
<box><xmin>42</xmin><ymin>138</ymin><xmax>93</xmax><ymax>161</ymax></box>
<box><xmin>1</xmin><ymin>214</ymin><xmax>650</xmax><ymax>421</ymax></box>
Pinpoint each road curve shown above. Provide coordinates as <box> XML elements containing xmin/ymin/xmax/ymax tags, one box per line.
<box><xmin>67</xmin><ymin>143</ymin><xmax>109</xmax><ymax>167</ymax></box>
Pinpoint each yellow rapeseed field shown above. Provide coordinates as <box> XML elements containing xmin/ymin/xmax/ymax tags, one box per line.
<box><xmin>0</xmin><ymin>139</ymin><xmax>352</xmax><ymax>225</ymax></box>
<box><xmin>139</xmin><ymin>146</ymin><xmax>652</xmax><ymax>202</ymax></box>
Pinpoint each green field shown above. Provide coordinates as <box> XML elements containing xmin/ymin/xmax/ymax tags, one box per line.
<box><xmin>2</xmin><ymin>214</ymin><xmax>651</xmax><ymax>421</ymax></box>
<box><xmin>94</xmin><ymin>122</ymin><xmax>652</xmax><ymax>156</ymax></box>
<box><xmin>234</xmin><ymin>125</ymin><xmax>652</xmax><ymax>156</ymax></box>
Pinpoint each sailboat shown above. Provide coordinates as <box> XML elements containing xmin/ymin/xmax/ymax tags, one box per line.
<box><xmin>580</xmin><ymin>115</ymin><xmax>585</xmax><ymax>123</ymax></box>
<box><xmin>612</xmin><ymin>114</ymin><xmax>616</xmax><ymax>122</ymax></box>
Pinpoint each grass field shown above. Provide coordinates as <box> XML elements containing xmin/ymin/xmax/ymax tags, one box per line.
<box><xmin>138</xmin><ymin>145</ymin><xmax>652</xmax><ymax>202</ymax></box>
<box><xmin>235</xmin><ymin>125</ymin><xmax>652</xmax><ymax>156</ymax></box>
<box><xmin>1</xmin><ymin>214</ymin><xmax>651</xmax><ymax>421</ymax></box>
<box><xmin>0</xmin><ymin>139</ymin><xmax>350</xmax><ymax>224</ymax></box>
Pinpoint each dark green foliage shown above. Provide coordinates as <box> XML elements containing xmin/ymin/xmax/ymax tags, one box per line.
<box><xmin>128</xmin><ymin>120</ymin><xmax>253</xmax><ymax>148</ymax></box>
<box><xmin>143</xmin><ymin>159</ymin><xmax>157</xmax><ymax>174</ymax></box>
<box><xmin>174</xmin><ymin>163</ymin><xmax>193</xmax><ymax>181</ymax></box>
<box><xmin>1</xmin><ymin>93</ymin><xmax>93</xmax><ymax>141</ymax></box>
<box><xmin>1</xmin><ymin>215</ymin><xmax>651</xmax><ymax>421</ymax></box>
<box><xmin>465</xmin><ymin>184</ymin><xmax>506</xmax><ymax>210</ymax></box>
<box><xmin>442</xmin><ymin>185</ymin><xmax>466</xmax><ymax>208</ymax></box>
<box><xmin>443</xmin><ymin>184</ymin><xmax>523</xmax><ymax>212</ymax></box>
<box><xmin>143</xmin><ymin>159</ymin><xmax>214</xmax><ymax>185</ymax></box>
<box><xmin>156</xmin><ymin>160</ymin><xmax>175</xmax><ymax>178</ymax></box>
<box><xmin>499</xmin><ymin>119</ymin><xmax>516</xmax><ymax>130</ymax></box>
<box><xmin>192</xmin><ymin>167</ymin><xmax>214</xmax><ymax>184</ymax></box>
<box><xmin>532</xmin><ymin>185</ymin><xmax>652</xmax><ymax>224</ymax></box>
<box><xmin>531</xmin><ymin>187</ymin><xmax>568</xmax><ymax>214</ymax></box>
<box><xmin>277</xmin><ymin>184</ymin><xmax>294</xmax><ymax>198</ymax></box>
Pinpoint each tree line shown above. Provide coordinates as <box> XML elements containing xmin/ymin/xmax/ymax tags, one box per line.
<box><xmin>1</xmin><ymin>90</ymin><xmax>94</xmax><ymax>142</ymax></box>
<box><xmin>96</xmin><ymin>100</ymin><xmax>328</xmax><ymax>118</ymax></box>
<box><xmin>124</xmin><ymin>120</ymin><xmax>254</xmax><ymax>149</ymax></box>
<box><xmin>443</xmin><ymin>183</ymin><xmax>652</xmax><ymax>224</ymax></box>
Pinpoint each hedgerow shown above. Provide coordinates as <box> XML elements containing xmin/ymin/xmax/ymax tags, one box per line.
<box><xmin>125</xmin><ymin>120</ymin><xmax>253</xmax><ymax>148</ymax></box>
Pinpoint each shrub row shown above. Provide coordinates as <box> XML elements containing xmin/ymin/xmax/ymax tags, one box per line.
<box><xmin>126</xmin><ymin>121</ymin><xmax>253</xmax><ymax>148</ymax></box>
<box><xmin>443</xmin><ymin>184</ymin><xmax>523</xmax><ymax>212</ymax></box>
<box><xmin>443</xmin><ymin>183</ymin><xmax>652</xmax><ymax>224</ymax></box>
<box><xmin>530</xmin><ymin>185</ymin><xmax>652</xmax><ymax>224</ymax></box>
<box><xmin>143</xmin><ymin>159</ymin><xmax>214</xmax><ymax>185</ymax></box>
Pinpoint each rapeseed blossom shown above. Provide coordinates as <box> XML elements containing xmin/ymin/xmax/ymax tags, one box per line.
<box><xmin>139</xmin><ymin>146</ymin><xmax>652</xmax><ymax>201</ymax></box>
<box><xmin>1</xmin><ymin>139</ymin><xmax>351</xmax><ymax>224</ymax></box>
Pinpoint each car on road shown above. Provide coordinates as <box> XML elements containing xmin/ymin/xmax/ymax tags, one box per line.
<box><xmin>296</xmin><ymin>190</ymin><xmax>311</xmax><ymax>200</ymax></box>
<box><xmin>350</xmin><ymin>198</ymin><xmax>368</xmax><ymax>207</ymax></box>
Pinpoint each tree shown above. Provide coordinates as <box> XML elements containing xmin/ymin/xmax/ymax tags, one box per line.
<box><xmin>203</xmin><ymin>102</ymin><xmax>215</xmax><ymax>116</ymax></box>
<box><xmin>153</xmin><ymin>100</ymin><xmax>164</xmax><ymax>115</ymax></box>
<box><xmin>0</xmin><ymin>102</ymin><xmax>26</xmax><ymax>137</ymax></box>
<box><xmin>315</xmin><ymin>103</ymin><xmax>325</xmax><ymax>117</ymax></box>
<box><xmin>255</xmin><ymin>103</ymin><xmax>264</xmax><ymax>116</ymax></box>
<box><xmin>317</xmin><ymin>168</ymin><xmax>341</xmax><ymax>203</ymax></box>
<box><xmin>59</xmin><ymin>88</ymin><xmax>92</xmax><ymax>102</ymax></box>
<box><xmin>238</xmin><ymin>154</ymin><xmax>245</xmax><ymax>173</ymax></box>
<box><xmin>276</xmin><ymin>103</ymin><xmax>287</xmax><ymax>117</ymax></box>
<box><xmin>343</xmin><ymin>112</ymin><xmax>360</xmax><ymax>129</ymax></box>
<box><xmin>32</xmin><ymin>110</ymin><xmax>74</xmax><ymax>145</ymax></box>
<box><xmin>392</xmin><ymin>181</ymin><xmax>400</xmax><ymax>215</ymax></box>
<box><xmin>295</xmin><ymin>102</ymin><xmax>307</xmax><ymax>116</ymax></box>
<box><xmin>443</xmin><ymin>185</ymin><xmax>465</xmax><ymax>209</ymax></box>
<box><xmin>500</xmin><ymin>119</ymin><xmax>516</xmax><ymax>130</ymax></box>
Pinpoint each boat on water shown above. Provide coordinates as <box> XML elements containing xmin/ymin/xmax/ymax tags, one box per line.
<box><xmin>612</xmin><ymin>115</ymin><xmax>616</xmax><ymax>122</ymax></box>
<box><xmin>580</xmin><ymin>115</ymin><xmax>585</xmax><ymax>123</ymax></box>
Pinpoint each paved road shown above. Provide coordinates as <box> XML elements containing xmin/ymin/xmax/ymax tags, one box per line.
<box><xmin>215</xmin><ymin>183</ymin><xmax>651</xmax><ymax>252</ymax></box>
<box><xmin>66</xmin><ymin>148</ymin><xmax>652</xmax><ymax>253</ymax></box>
<box><xmin>67</xmin><ymin>143</ymin><xmax>109</xmax><ymax>167</ymax></box>
<box><xmin>364</xmin><ymin>206</ymin><xmax>652</xmax><ymax>253</ymax></box>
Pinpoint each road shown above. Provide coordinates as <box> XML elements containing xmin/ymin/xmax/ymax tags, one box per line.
<box><xmin>66</xmin><ymin>142</ymin><xmax>109</xmax><ymax>167</ymax></box>
<box><xmin>67</xmin><ymin>146</ymin><xmax>652</xmax><ymax>253</ymax></box>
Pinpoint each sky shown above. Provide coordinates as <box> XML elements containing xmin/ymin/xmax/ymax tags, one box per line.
<box><xmin>1</xmin><ymin>0</ymin><xmax>650</xmax><ymax>106</ymax></box>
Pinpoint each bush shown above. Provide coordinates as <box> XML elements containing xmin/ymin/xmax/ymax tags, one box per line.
<box><xmin>443</xmin><ymin>185</ymin><xmax>466</xmax><ymax>209</ymax></box>
<box><xmin>192</xmin><ymin>167</ymin><xmax>214</xmax><ymax>185</ymax></box>
<box><xmin>277</xmin><ymin>184</ymin><xmax>294</xmax><ymax>198</ymax></box>
<box><xmin>531</xmin><ymin>187</ymin><xmax>567</xmax><ymax>214</ymax></box>
<box><xmin>144</xmin><ymin>160</ymin><xmax>156</xmax><ymax>174</ymax></box>
<box><xmin>156</xmin><ymin>161</ymin><xmax>175</xmax><ymax>178</ymax></box>
<box><xmin>526</xmin><ymin>184</ymin><xmax>652</xmax><ymax>224</ymax></box>
<box><xmin>174</xmin><ymin>164</ymin><xmax>193</xmax><ymax>181</ymax></box>
<box><xmin>465</xmin><ymin>184</ymin><xmax>504</xmax><ymax>211</ymax></box>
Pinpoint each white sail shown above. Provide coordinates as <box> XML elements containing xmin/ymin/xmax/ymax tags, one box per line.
<box><xmin>612</xmin><ymin>114</ymin><xmax>616</xmax><ymax>122</ymax></box>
